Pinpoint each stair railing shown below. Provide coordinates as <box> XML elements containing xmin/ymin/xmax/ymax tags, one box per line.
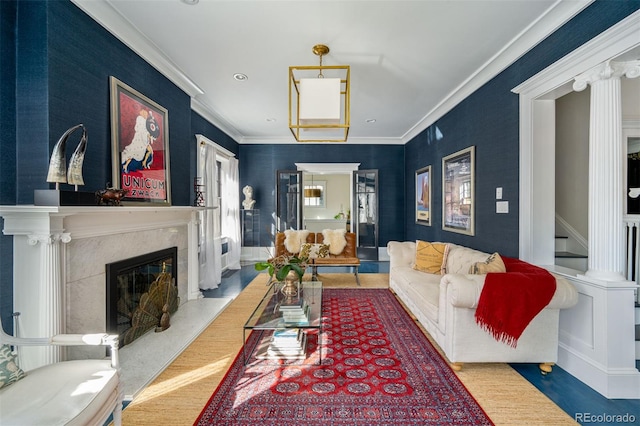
<box><xmin>623</xmin><ymin>216</ymin><xmax>640</xmax><ymax>304</ymax></box>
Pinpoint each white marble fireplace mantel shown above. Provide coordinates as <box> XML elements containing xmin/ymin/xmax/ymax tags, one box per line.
<box><xmin>0</xmin><ymin>205</ymin><xmax>203</xmax><ymax>371</ymax></box>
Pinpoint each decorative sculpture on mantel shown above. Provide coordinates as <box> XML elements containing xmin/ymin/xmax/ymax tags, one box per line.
<box><xmin>46</xmin><ymin>124</ymin><xmax>88</xmax><ymax>191</ymax></box>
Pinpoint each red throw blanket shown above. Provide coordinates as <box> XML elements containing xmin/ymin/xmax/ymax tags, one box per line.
<box><xmin>474</xmin><ymin>256</ymin><xmax>556</xmax><ymax>347</ymax></box>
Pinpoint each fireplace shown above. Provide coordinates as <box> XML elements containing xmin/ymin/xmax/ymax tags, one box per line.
<box><xmin>106</xmin><ymin>247</ymin><xmax>179</xmax><ymax>348</ymax></box>
<box><xmin>0</xmin><ymin>205</ymin><xmax>201</xmax><ymax>371</ymax></box>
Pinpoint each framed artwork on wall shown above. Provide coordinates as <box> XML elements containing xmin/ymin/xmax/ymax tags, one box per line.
<box><xmin>442</xmin><ymin>146</ymin><xmax>474</xmax><ymax>235</ymax></box>
<box><xmin>110</xmin><ymin>76</ymin><xmax>171</xmax><ymax>206</ymax></box>
<box><xmin>415</xmin><ymin>165</ymin><xmax>431</xmax><ymax>226</ymax></box>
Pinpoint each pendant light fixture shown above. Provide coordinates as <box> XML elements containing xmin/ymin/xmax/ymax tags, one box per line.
<box><xmin>304</xmin><ymin>174</ymin><xmax>322</xmax><ymax>198</ymax></box>
<box><xmin>289</xmin><ymin>44</ymin><xmax>350</xmax><ymax>142</ymax></box>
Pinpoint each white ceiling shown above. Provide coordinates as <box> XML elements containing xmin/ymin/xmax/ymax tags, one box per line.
<box><xmin>72</xmin><ymin>0</ymin><xmax>593</xmax><ymax>144</ymax></box>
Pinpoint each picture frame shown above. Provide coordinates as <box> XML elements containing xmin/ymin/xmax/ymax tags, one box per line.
<box><xmin>110</xmin><ymin>76</ymin><xmax>171</xmax><ymax>206</ymax></box>
<box><xmin>415</xmin><ymin>165</ymin><xmax>431</xmax><ymax>226</ymax></box>
<box><xmin>442</xmin><ymin>146</ymin><xmax>474</xmax><ymax>235</ymax></box>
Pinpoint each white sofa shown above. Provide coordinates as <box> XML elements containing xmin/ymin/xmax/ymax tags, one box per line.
<box><xmin>387</xmin><ymin>241</ymin><xmax>578</xmax><ymax>373</ymax></box>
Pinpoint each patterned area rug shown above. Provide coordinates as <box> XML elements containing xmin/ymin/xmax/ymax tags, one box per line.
<box><xmin>195</xmin><ymin>289</ymin><xmax>493</xmax><ymax>425</ymax></box>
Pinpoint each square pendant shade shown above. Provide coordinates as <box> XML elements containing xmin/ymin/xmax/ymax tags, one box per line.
<box><xmin>289</xmin><ymin>64</ymin><xmax>350</xmax><ymax>142</ymax></box>
<box><xmin>299</xmin><ymin>78</ymin><xmax>341</xmax><ymax>124</ymax></box>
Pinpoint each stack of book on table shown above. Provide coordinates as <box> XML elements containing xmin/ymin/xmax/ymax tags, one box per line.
<box><xmin>279</xmin><ymin>297</ymin><xmax>310</xmax><ymax>325</ymax></box>
<box><xmin>267</xmin><ymin>328</ymin><xmax>307</xmax><ymax>359</ymax></box>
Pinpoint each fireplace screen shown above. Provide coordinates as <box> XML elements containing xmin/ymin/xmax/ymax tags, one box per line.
<box><xmin>106</xmin><ymin>247</ymin><xmax>179</xmax><ymax>347</ymax></box>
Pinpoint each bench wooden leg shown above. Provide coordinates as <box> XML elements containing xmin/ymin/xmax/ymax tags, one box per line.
<box><xmin>311</xmin><ymin>266</ymin><xmax>318</xmax><ymax>281</ymax></box>
<box><xmin>354</xmin><ymin>267</ymin><xmax>360</xmax><ymax>286</ymax></box>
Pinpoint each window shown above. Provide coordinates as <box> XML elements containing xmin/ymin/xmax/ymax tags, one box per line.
<box><xmin>304</xmin><ymin>181</ymin><xmax>326</xmax><ymax>208</ymax></box>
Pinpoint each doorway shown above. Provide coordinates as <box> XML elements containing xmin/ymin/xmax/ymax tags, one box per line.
<box><xmin>513</xmin><ymin>19</ymin><xmax>640</xmax><ymax>265</ymax></box>
<box><xmin>275</xmin><ymin>163</ymin><xmax>379</xmax><ymax>259</ymax></box>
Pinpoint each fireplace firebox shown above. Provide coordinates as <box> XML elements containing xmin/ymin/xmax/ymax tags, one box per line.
<box><xmin>106</xmin><ymin>247</ymin><xmax>178</xmax><ymax>347</ymax></box>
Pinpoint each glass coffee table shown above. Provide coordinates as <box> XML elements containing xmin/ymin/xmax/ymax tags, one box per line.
<box><xmin>243</xmin><ymin>281</ymin><xmax>323</xmax><ymax>364</ymax></box>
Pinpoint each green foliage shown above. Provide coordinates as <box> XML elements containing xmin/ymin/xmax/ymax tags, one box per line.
<box><xmin>255</xmin><ymin>254</ymin><xmax>308</xmax><ymax>282</ymax></box>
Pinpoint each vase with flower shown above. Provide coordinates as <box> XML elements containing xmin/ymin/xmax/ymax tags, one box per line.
<box><xmin>254</xmin><ymin>253</ymin><xmax>308</xmax><ymax>297</ymax></box>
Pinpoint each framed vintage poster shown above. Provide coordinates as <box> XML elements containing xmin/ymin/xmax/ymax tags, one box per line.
<box><xmin>110</xmin><ymin>76</ymin><xmax>171</xmax><ymax>205</ymax></box>
<box><xmin>415</xmin><ymin>165</ymin><xmax>431</xmax><ymax>226</ymax></box>
<box><xmin>442</xmin><ymin>146</ymin><xmax>474</xmax><ymax>235</ymax></box>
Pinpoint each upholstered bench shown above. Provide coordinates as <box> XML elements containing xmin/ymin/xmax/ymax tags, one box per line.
<box><xmin>273</xmin><ymin>230</ymin><xmax>360</xmax><ymax>285</ymax></box>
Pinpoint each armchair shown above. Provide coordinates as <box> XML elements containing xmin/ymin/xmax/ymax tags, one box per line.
<box><xmin>0</xmin><ymin>318</ymin><xmax>123</xmax><ymax>426</ymax></box>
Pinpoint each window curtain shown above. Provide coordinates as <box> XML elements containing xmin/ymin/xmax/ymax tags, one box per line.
<box><xmin>222</xmin><ymin>157</ymin><xmax>241</xmax><ymax>270</ymax></box>
<box><xmin>198</xmin><ymin>142</ymin><xmax>222</xmax><ymax>290</ymax></box>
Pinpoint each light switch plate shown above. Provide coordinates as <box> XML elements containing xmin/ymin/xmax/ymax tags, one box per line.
<box><xmin>496</xmin><ymin>201</ymin><xmax>509</xmax><ymax>213</ymax></box>
<box><xmin>496</xmin><ymin>187</ymin><xmax>503</xmax><ymax>200</ymax></box>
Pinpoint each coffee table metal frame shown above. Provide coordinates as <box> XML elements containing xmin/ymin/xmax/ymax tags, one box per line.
<box><xmin>243</xmin><ymin>280</ymin><xmax>323</xmax><ymax>365</ymax></box>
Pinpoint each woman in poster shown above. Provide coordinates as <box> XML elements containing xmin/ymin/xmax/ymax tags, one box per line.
<box><xmin>121</xmin><ymin>109</ymin><xmax>157</xmax><ymax>173</ymax></box>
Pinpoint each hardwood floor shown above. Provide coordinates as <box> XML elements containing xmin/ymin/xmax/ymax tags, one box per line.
<box><xmin>204</xmin><ymin>262</ymin><xmax>640</xmax><ymax>423</ymax></box>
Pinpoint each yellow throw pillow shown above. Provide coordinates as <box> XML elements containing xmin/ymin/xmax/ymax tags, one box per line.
<box><xmin>413</xmin><ymin>241</ymin><xmax>449</xmax><ymax>274</ymax></box>
<box><xmin>469</xmin><ymin>252</ymin><xmax>506</xmax><ymax>274</ymax></box>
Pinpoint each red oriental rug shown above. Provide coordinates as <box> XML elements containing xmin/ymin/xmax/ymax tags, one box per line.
<box><xmin>195</xmin><ymin>289</ymin><xmax>493</xmax><ymax>425</ymax></box>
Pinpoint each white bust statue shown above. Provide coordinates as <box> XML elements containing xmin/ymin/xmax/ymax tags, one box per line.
<box><xmin>242</xmin><ymin>185</ymin><xmax>256</xmax><ymax>209</ymax></box>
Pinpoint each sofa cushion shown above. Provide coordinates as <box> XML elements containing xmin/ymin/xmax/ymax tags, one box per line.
<box><xmin>446</xmin><ymin>245</ymin><xmax>491</xmax><ymax>274</ymax></box>
<box><xmin>391</xmin><ymin>266</ymin><xmax>441</xmax><ymax>322</ymax></box>
<box><xmin>469</xmin><ymin>252</ymin><xmax>506</xmax><ymax>274</ymax></box>
<box><xmin>300</xmin><ymin>243</ymin><xmax>329</xmax><ymax>259</ymax></box>
<box><xmin>283</xmin><ymin>230</ymin><xmax>310</xmax><ymax>254</ymax></box>
<box><xmin>413</xmin><ymin>240</ymin><xmax>449</xmax><ymax>274</ymax></box>
<box><xmin>0</xmin><ymin>344</ymin><xmax>26</xmax><ymax>389</ymax></box>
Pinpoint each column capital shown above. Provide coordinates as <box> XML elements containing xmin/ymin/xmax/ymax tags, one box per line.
<box><xmin>27</xmin><ymin>233</ymin><xmax>72</xmax><ymax>246</ymax></box>
<box><xmin>573</xmin><ymin>60</ymin><xmax>640</xmax><ymax>92</ymax></box>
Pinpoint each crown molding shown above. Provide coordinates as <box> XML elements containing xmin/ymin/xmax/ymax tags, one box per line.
<box><xmin>402</xmin><ymin>0</ymin><xmax>593</xmax><ymax>144</ymax></box>
<box><xmin>239</xmin><ymin>135</ymin><xmax>404</xmax><ymax>145</ymax></box>
<box><xmin>73</xmin><ymin>0</ymin><xmax>594</xmax><ymax>146</ymax></box>
<box><xmin>191</xmin><ymin>98</ymin><xmax>243</xmax><ymax>143</ymax></box>
<box><xmin>71</xmin><ymin>0</ymin><xmax>204</xmax><ymax>97</ymax></box>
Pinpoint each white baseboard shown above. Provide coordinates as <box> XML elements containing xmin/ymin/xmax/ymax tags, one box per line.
<box><xmin>558</xmin><ymin>344</ymin><xmax>640</xmax><ymax>399</ymax></box>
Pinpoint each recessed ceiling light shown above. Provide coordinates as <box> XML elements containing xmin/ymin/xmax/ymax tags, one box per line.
<box><xmin>233</xmin><ymin>73</ymin><xmax>248</xmax><ymax>81</ymax></box>
<box><xmin>266</xmin><ymin>118</ymin><xmax>277</xmax><ymax>123</ymax></box>
<box><xmin>180</xmin><ymin>0</ymin><xmax>199</xmax><ymax>5</ymax></box>
<box><xmin>366</xmin><ymin>119</ymin><xmax>377</xmax><ymax>123</ymax></box>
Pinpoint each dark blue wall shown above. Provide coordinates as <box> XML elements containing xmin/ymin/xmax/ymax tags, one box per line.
<box><xmin>0</xmin><ymin>0</ymin><xmax>239</xmax><ymax>331</ymax></box>
<box><xmin>404</xmin><ymin>0</ymin><xmax>640</xmax><ymax>257</ymax></box>
<box><xmin>238</xmin><ymin>144</ymin><xmax>405</xmax><ymax>247</ymax></box>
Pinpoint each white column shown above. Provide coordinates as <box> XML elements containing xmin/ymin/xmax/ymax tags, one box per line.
<box><xmin>573</xmin><ymin>60</ymin><xmax>640</xmax><ymax>281</ymax></box>
<box><xmin>16</xmin><ymin>232</ymin><xmax>71</xmax><ymax>370</ymax></box>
